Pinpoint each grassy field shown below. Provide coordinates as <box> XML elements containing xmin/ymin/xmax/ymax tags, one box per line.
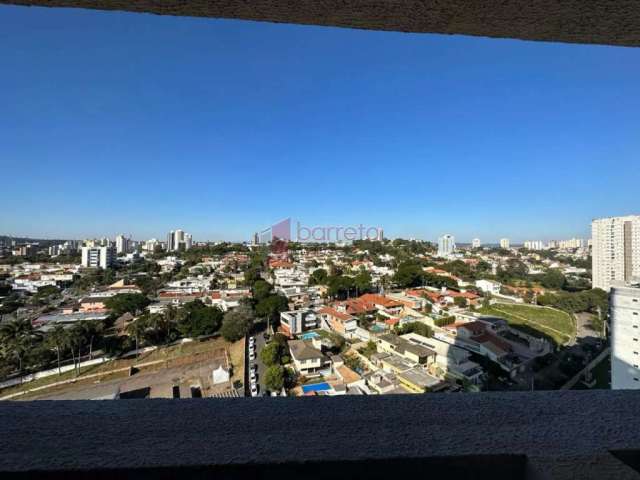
<box><xmin>478</xmin><ymin>303</ymin><xmax>576</xmax><ymax>346</ymax></box>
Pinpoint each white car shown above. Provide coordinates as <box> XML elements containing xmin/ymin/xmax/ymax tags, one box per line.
<box><xmin>249</xmin><ymin>352</ymin><xmax>255</xmax><ymax>361</ymax></box>
<box><xmin>251</xmin><ymin>384</ymin><xmax>258</xmax><ymax>397</ymax></box>
<box><xmin>250</xmin><ymin>371</ymin><xmax>257</xmax><ymax>382</ymax></box>
<box><xmin>249</xmin><ymin>337</ymin><xmax>255</xmax><ymax>345</ymax></box>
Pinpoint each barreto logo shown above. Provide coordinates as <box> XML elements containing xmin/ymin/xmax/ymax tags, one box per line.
<box><xmin>253</xmin><ymin>218</ymin><xmax>383</xmax><ymax>247</ymax></box>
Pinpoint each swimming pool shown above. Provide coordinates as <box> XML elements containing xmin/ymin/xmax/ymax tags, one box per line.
<box><xmin>302</xmin><ymin>382</ymin><xmax>331</xmax><ymax>394</ymax></box>
<box><xmin>299</xmin><ymin>331</ymin><xmax>320</xmax><ymax>340</ymax></box>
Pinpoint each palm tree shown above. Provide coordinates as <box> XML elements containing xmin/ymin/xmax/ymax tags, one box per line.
<box><xmin>67</xmin><ymin>324</ymin><xmax>85</xmax><ymax>376</ymax></box>
<box><xmin>126</xmin><ymin>317</ymin><xmax>148</xmax><ymax>358</ymax></box>
<box><xmin>45</xmin><ymin>325</ymin><xmax>68</xmax><ymax>375</ymax></box>
<box><xmin>0</xmin><ymin>319</ymin><xmax>40</xmax><ymax>381</ymax></box>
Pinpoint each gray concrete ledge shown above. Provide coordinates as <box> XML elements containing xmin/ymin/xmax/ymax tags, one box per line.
<box><xmin>1</xmin><ymin>0</ymin><xmax>639</xmax><ymax>47</ymax></box>
<box><xmin>2</xmin><ymin>390</ymin><xmax>640</xmax><ymax>478</ymax></box>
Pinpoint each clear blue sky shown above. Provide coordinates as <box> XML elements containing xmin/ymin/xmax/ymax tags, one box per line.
<box><xmin>1</xmin><ymin>5</ymin><xmax>639</xmax><ymax>243</ymax></box>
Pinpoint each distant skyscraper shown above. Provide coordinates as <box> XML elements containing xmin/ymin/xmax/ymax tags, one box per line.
<box><xmin>500</xmin><ymin>238</ymin><xmax>510</xmax><ymax>249</ymax></box>
<box><xmin>592</xmin><ymin>215</ymin><xmax>640</xmax><ymax>291</ymax></box>
<box><xmin>472</xmin><ymin>238</ymin><xmax>481</xmax><ymax>248</ymax></box>
<box><xmin>166</xmin><ymin>231</ymin><xmax>175</xmax><ymax>251</ymax></box>
<box><xmin>437</xmin><ymin>234</ymin><xmax>456</xmax><ymax>257</ymax></box>
<box><xmin>611</xmin><ymin>281</ymin><xmax>640</xmax><ymax>389</ymax></box>
<box><xmin>166</xmin><ymin>229</ymin><xmax>192</xmax><ymax>252</ymax></box>
<box><xmin>115</xmin><ymin>234</ymin><xmax>129</xmax><ymax>254</ymax></box>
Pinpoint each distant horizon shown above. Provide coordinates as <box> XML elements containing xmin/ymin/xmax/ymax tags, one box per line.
<box><xmin>0</xmin><ymin>230</ymin><xmax>590</xmax><ymax>246</ymax></box>
<box><xmin>2</xmin><ymin>5</ymin><xmax>638</xmax><ymax>243</ymax></box>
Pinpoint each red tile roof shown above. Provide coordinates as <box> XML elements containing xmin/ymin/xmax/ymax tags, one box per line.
<box><xmin>319</xmin><ymin>306</ymin><xmax>354</xmax><ymax>322</ymax></box>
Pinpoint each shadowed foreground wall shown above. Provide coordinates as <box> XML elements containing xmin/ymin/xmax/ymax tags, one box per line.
<box><xmin>1</xmin><ymin>0</ymin><xmax>639</xmax><ymax>47</ymax></box>
<box><xmin>2</xmin><ymin>390</ymin><xmax>640</xmax><ymax>479</ymax></box>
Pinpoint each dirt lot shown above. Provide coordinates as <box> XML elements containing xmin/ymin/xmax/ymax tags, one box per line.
<box><xmin>3</xmin><ymin>336</ymin><xmax>245</xmax><ymax>400</ymax></box>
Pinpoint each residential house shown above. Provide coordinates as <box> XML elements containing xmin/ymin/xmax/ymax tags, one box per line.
<box><xmin>288</xmin><ymin>340</ymin><xmax>331</xmax><ymax>376</ymax></box>
<box><xmin>318</xmin><ymin>306</ymin><xmax>358</xmax><ymax>336</ymax></box>
<box><xmin>376</xmin><ymin>334</ymin><xmax>436</xmax><ymax>365</ymax></box>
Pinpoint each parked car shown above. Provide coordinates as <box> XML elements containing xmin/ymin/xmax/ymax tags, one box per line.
<box><xmin>250</xmin><ymin>371</ymin><xmax>257</xmax><ymax>382</ymax></box>
<box><xmin>249</xmin><ymin>352</ymin><xmax>255</xmax><ymax>361</ymax></box>
<box><xmin>251</xmin><ymin>384</ymin><xmax>258</xmax><ymax>397</ymax></box>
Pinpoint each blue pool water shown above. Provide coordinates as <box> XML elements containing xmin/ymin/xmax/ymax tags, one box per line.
<box><xmin>302</xmin><ymin>382</ymin><xmax>331</xmax><ymax>394</ymax></box>
<box><xmin>300</xmin><ymin>332</ymin><xmax>320</xmax><ymax>340</ymax></box>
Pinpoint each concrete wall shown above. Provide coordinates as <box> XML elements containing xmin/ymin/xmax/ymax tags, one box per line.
<box><xmin>1</xmin><ymin>1</ymin><xmax>639</xmax><ymax>47</ymax></box>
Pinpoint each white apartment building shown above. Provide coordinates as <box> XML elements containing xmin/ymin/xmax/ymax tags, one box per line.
<box><xmin>592</xmin><ymin>215</ymin><xmax>640</xmax><ymax>291</ymax></box>
<box><xmin>558</xmin><ymin>238</ymin><xmax>585</xmax><ymax>250</ymax></box>
<box><xmin>611</xmin><ymin>282</ymin><xmax>640</xmax><ymax>389</ymax></box>
<box><xmin>143</xmin><ymin>238</ymin><xmax>160</xmax><ymax>252</ymax></box>
<box><xmin>524</xmin><ymin>240</ymin><xmax>545</xmax><ymax>251</ymax></box>
<box><xmin>166</xmin><ymin>229</ymin><xmax>192</xmax><ymax>252</ymax></box>
<box><xmin>472</xmin><ymin>238</ymin><xmax>481</xmax><ymax>248</ymax></box>
<box><xmin>500</xmin><ymin>238</ymin><xmax>510</xmax><ymax>249</ymax></box>
<box><xmin>475</xmin><ymin>279</ymin><xmax>502</xmax><ymax>295</ymax></box>
<box><xmin>115</xmin><ymin>234</ymin><xmax>129</xmax><ymax>254</ymax></box>
<box><xmin>81</xmin><ymin>246</ymin><xmax>115</xmax><ymax>269</ymax></box>
<box><xmin>437</xmin><ymin>234</ymin><xmax>456</xmax><ymax>257</ymax></box>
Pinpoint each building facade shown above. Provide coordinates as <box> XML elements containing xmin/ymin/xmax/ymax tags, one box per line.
<box><xmin>115</xmin><ymin>234</ymin><xmax>129</xmax><ymax>254</ymax></box>
<box><xmin>437</xmin><ymin>234</ymin><xmax>456</xmax><ymax>257</ymax></box>
<box><xmin>592</xmin><ymin>215</ymin><xmax>640</xmax><ymax>291</ymax></box>
<box><xmin>166</xmin><ymin>229</ymin><xmax>192</xmax><ymax>252</ymax></box>
<box><xmin>611</xmin><ymin>282</ymin><xmax>640</xmax><ymax>390</ymax></box>
<box><xmin>81</xmin><ymin>246</ymin><xmax>115</xmax><ymax>269</ymax></box>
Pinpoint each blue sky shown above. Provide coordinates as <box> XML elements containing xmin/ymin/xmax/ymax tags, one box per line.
<box><xmin>1</xmin><ymin>5</ymin><xmax>639</xmax><ymax>243</ymax></box>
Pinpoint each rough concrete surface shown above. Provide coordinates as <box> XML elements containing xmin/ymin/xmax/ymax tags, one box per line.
<box><xmin>1</xmin><ymin>390</ymin><xmax>640</xmax><ymax>478</ymax></box>
<box><xmin>0</xmin><ymin>1</ymin><xmax>639</xmax><ymax>47</ymax></box>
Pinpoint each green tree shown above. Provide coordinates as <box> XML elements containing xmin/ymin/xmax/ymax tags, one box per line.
<box><xmin>354</xmin><ymin>271</ymin><xmax>372</xmax><ymax>296</ymax></box>
<box><xmin>45</xmin><ymin>325</ymin><xmax>68</xmax><ymax>375</ymax></box>
<box><xmin>260</xmin><ymin>342</ymin><xmax>284</xmax><ymax>367</ymax></box>
<box><xmin>396</xmin><ymin>321</ymin><xmax>433</xmax><ymax>338</ymax></box>
<box><xmin>255</xmin><ymin>294</ymin><xmax>289</xmax><ymax>326</ymax></box>
<box><xmin>453</xmin><ymin>297</ymin><xmax>468</xmax><ymax>308</ymax></box>
<box><xmin>126</xmin><ymin>317</ymin><xmax>148</xmax><ymax>357</ymax></box>
<box><xmin>0</xmin><ymin>319</ymin><xmax>41</xmax><ymax>379</ymax></box>
<box><xmin>176</xmin><ymin>300</ymin><xmax>223</xmax><ymax>338</ymax></box>
<box><xmin>540</xmin><ymin>269</ymin><xmax>567</xmax><ymax>290</ymax></box>
<box><xmin>104</xmin><ymin>293</ymin><xmax>150</xmax><ymax>317</ymax></box>
<box><xmin>220</xmin><ymin>305</ymin><xmax>255</xmax><ymax>342</ymax></box>
<box><xmin>264</xmin><ymin>365</ymin><xmax>285</xmax><ymax>392</ymax></box>
<box><xmin>309</xmin><ymin>269</ymin><xmax>329</xmax><ymax>286</ymax></box>
<box><xmin>393</xmin><ymin>262</ymin><xmax>424</xmax><ymax>288</ymax></box>
<box><xmin>252</xmin><ymin>280</ymin><xmax>273</xmax><ymax>302</ymax></box>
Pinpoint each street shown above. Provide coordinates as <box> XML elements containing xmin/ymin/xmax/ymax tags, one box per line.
<box><xmin>245</xmin><ymin>328</ymin><xmax>267</xmax><ymax>396</ymax></box>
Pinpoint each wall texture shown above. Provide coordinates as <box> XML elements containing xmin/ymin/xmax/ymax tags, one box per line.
<box><xmin>1</xmin><ymin>0</ymin><xmax>639</xmax><ymax>47</ymax></box>
<box><xmin>2</xmin><ymin>390</ymin><xmax>640</xmax><ymax>478</ymax></box>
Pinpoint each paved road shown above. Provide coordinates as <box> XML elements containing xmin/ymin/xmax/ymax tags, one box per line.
<box><xmin>246</xmin><ymin>328</ymin><xmax>267</xmax><ymax>396</ymax></box>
